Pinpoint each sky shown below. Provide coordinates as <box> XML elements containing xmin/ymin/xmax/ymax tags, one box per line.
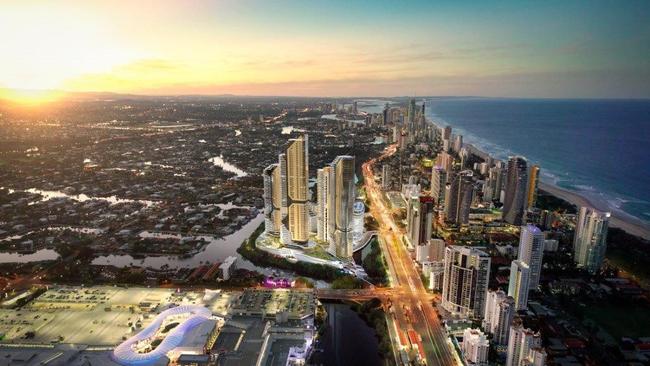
<box><xmin>1</xmin><ymin>0</ymin><xmax>649</xmax><ymax>99</ymax></box>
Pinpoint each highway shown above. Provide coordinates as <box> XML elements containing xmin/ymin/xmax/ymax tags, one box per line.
<box><xmin>362</xmin><ymin>143</ymin><xmax>459</xmax><ymax>366</ymax></box>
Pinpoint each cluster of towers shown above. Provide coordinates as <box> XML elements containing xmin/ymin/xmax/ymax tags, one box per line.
<box><xmin>377</xmin><ymin>101</ymin><xmax>612</xmax><ymax>366</ymax></box>
<box><xmin>441</xmin><ymin>226</ymin><xmax>548</xmax><ymax>366</ymax></box>
<box><xmin>428</xmin><ymin>123</ymin><xmax>543</xmax><ymax>228</ymax></box>
<box><xmin>263</xmin><ymin>134</ymin><xmax>357</xmax><ymax>258</ymax></box>
<box><xmin>263</xmin><ymin>135</ymin><xmax>310</xmax><ymax>244</ymax></box>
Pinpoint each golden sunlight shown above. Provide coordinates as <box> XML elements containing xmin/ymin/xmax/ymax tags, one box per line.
<box><xmin>0</xmin><ymin>88</ymin><xmax>65</xmax><ymax>106</ymax></box>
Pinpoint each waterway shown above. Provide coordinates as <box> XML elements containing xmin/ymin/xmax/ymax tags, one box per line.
<box><xmin>1</xmin><ymin>187</ymin><xmax>261</xmax><ymax>270</ymax></box>
<box><xmin>313</xmin><ymin>302</ymin><xmax>382</xmax><ymax>366</ymax></box>
<box><xmin>91</xmin><ymin>213</ymin><xmax>264</xmax><ymax>269</ymax></box>
<box><xmin>23</xmin><ymin>188</ymin><xmax>157</xmax><ymax>207</ymax></box>
<box><xmin>208</xmin><ymin>155</ymin><xmax>248</xmax><ymax>178</ymax></box>
<box><xmin>0</xmin><ymin>249</ymin><xmax>60</xmax><ymax>263</ymax></box>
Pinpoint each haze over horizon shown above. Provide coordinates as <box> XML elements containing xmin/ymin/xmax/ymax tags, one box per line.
<box><xmin>2</xmin><ymin>0</ymin><xmax>650</xmax><ymax>101</ymax></box>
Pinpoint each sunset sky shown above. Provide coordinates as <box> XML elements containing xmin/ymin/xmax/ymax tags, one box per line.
<box><xmin>1</xmin><ymin>0</ymin><xmax>649</xmax><ymax>99</ymax></box>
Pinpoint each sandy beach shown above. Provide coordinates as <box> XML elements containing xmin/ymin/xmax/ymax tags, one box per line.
<box><xmin>539</xmin><ymin>182</ymin><xmax>650</xmax><ymax>240</ymax></box>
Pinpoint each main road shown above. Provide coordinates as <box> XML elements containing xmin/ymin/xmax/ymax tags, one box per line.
<box><xmin>362</xmin><ymin>143</ymin><xmax>459</xmax><ymax>366</ymax></box>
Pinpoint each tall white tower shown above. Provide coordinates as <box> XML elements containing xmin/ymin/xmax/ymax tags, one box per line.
<box><xmin>573</xmin><ymin>206</ymin><xmax>610</xmax><ymax>273</ymax></box>
<box><xmin>508</xmin><ymin>260</ymin><xmax>530</xmax><ymax>311</ymax></box>
<box><xmin>517</xmin><ymin>225</ymin><xmax>544</xmax><ymax>289</ymax></box>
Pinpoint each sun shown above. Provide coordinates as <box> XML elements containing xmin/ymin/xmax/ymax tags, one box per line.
<box><xmin>0</xmin><ymin>88</ymin><xmax>65</xmax><ymax>106</ymax></box>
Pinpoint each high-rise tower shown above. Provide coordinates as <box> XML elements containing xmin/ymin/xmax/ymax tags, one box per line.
<box><xmin>263</xmin><ymin>164</ymin><xmax>283</xmax><ymax>236</ymax></box>
<box><xmin>410</xmin><ymin>196</ymin><xmax>434</xmax><ymax>247</ymax></box>
<box><xmin>285</xmin><ymin>135</ymin><xmax>309</xmax><ymax>243</ymax></box>
<box><xmin>442</xmin><ymin>246</ymin><xmax>491</xmax><ymax>319</ymax></box>
<box><xmin>483</xmin><ymin>289</ymin><xmax>515</xmax><ymax>345</ymax></box>
<box><xmin>330</xmin><ymin>156</ymin><xmax>355</xmax><ymax>258</ymax></box>
<box><xmin>431</xmin><ymin>166</ymin><xmax>447</xmax><ymax>206</ymax></box>
<box><xmin>508</xmin><ymin>260</ymin><xmax>530</xmax><ymax>311</ymax></box>
<box><xmin>444</xmin><ymin>170</ymin><xmax>474</xmax><ymax>225</ymax></box>
<box><xmin>503</xmin><ymin>156</ymin><xmax>528</xmax><ymax>225</ymax></box>
<box><xmin>506</xmin><ymin>319</ymin><xmax>546</xmax><ymax>366</ymax></box>
<box><xmin>316</xmin><ymin>166</ymin><xmax>332</xmax><ymax>242</ymax></box>
<box><xmin>517</xmin><ymin>225</ymin><xmax>544</xmax><ymax>289</ymax></box>
<box><xmin>573</xmin><ymin>206</ymin><xmax>610</xmax><ymax>273</ymax></box>
<box><xmin>526</xmin><ymin>165</ymin><xmax>540</xmax><ymax>209</ymax></box>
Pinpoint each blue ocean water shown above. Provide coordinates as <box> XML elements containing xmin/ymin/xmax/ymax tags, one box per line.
<box><xmin>424</xmin><ymin>98</ymin><xmax>650</xmax><ymax>223</ymax></box>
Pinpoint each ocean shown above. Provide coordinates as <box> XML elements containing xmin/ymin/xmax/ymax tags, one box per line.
<box><xmin>423</xmin><ymin>98</ymin><xmax>650</xmax><ymax>224</ymax></box>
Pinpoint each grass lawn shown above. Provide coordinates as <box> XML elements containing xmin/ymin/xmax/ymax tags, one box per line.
<box><xmin>583</xmin><ymin>303</ymin><xmax>650</xmax><ymax>339</ymax></box>
<box><xmin>304</xmin><ymin>243</ymin><xmax>336</xmax><ymax>260</ymax></box>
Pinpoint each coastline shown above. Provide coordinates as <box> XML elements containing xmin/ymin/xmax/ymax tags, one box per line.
<box><xmin>421</xmin><ymin>111</ymin><xmax>650</xmax><ymax>241</ymax></box>
<box><xmin>368</xmin><ymin>103</ymin><xmax>650</xmax><ymax>241</ymax></box>
<box><xmin>539</xmin><ymin>182</ymin><xmax>650</xmax><ymax>240</ymax></box>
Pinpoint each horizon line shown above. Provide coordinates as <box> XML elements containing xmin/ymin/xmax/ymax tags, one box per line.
<box><xmin>2</xmin><ymin>88</ymin><xmax>649</xmax><ymax>102</ymax></box>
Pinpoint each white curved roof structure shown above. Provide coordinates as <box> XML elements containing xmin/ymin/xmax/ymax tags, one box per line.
<box><xmin>112</xmin><ymin>305</ymin><xmax>212</xmax><ymax>366</ymax></box>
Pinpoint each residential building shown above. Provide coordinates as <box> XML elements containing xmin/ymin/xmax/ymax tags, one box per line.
<box><xmin>508</xmin><ymin>260</ymin><xmax>530</xmax><ymax>311</ymax></box>
<box><xmin>431</xmin><ymin>166</ymin><xmax>447</xmax><ymax>206</ymax></box>
<box><xmin>526</xmin><ymin>165</ymin><xmax>540</xmax><ymax>209</ymax></box>
<box><xmin>328</xmin><ymin>156</ymin><xmax>356</xmax><ymax>258</ymax></box>
<box><xmin>285</xmin><ymin>135</ymin><xmax>309</xmax><ymax>244</ymax></box>
<box><xmin>518</xmin><ymin>225</ymin><xmax>544</xmax><ymax>288</ymax></box>
<box><xmin>444</xmin><ymin>170</ymin><xmax>474</xmax><ymax>225</ymax></box>
<box><xmin>483</xmin><ymin>289</ymin><xmax>515</xmax><ymax>345</ymax></box>
<box><xmin>442</xmin><ymin>246</ymin><xmax>491</xmax><ymax>319</ymax></box>
<box><xmin>503</xmin><ymin>156</ymin><xmax>528</xmax><ymax>225</ymax></box>
<box><xmin>316</xmin><ymin>166</ymin><xmax>332</xmax><ymax>241</ymax></box>
<box><xmin>462</xmin><ymin>328</ymin><xmax>489</xmax><ymax>365</ymax></box>
<box><xmin>263</xmin><ymin>164</ymin><xmax>283</xmax><ymax>236</ymax></box>
<box><xmin>506</xmin><ymin>319</ymin><xmax>544</xmax><ymax>366</ymax></box>
<box><xmin>573</xmin><ymin>206</ymin><xmax>610</xmax><ymax>273</ymax></box>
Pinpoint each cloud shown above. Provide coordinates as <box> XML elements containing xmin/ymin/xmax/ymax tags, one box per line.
<box><xmin>119</xmin><ymin>59</ymin><xmax>182</xmax><ymax>71</ymax></box>
<box><xmin>125</xmin><ymin>68</ymin><xmax>650</xmax><ymax>98</ymax></box>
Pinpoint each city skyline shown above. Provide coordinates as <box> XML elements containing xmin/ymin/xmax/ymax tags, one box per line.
<box><xmin>2</xmin><ymin>0</ymin><xmax>650</xmax><ymax>104</ymax></box>
<box><xmin>1</xmin><ymin>2</ymin><xmax>649</xmax><ymax>365</ymax></box>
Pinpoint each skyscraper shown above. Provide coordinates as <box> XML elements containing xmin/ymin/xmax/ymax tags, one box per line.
<box><xmin>573</xmin><ymin>206</ymin><xmax>610</xmax><ymax>273</ymax></box>
<box><xmin>503</xmin><ymin>156</ymin><xmax>528</xmax><ymax>225</ymax></box>
<box><xmin>517</xmin><ymin>225</ymin><xmax>544</xmax><ymax>289</ymax></box>
<box><xmin>285</xmin><ymin>135</ymin><xmax>309</xmax><ymax>243</ymax></box>
<box><xmin>328</xmin><ymin>156</ymin><xmax>356</xmax><ymax>258</ymax></box>
<box><xmin>453</xmin><ymin>135</ymin><xmax>463</xmax><ymax>153</ymax></box>
<box><xmin>461</xmin><ymin>329</ymin><xmax>490</xmax><ymax>366</ymax></box>
<box><xmin>483</xmin><ymin>165</ymin><xmax>504</xmax><ymax>203</ymax></box>
<box><xmin>263</xmin><ymin>163</ymin><xmax>283</xmax><ymax>236</ymax></box>
<box><xmin>408</xmin><ymin>98</ymin><xmax>417</xmax><ymax>124</ymax></box>
<box><xmin>382</xmin><ymin>103</ymin><xmax>389</xmax><ymax>125</ymax></box>
<box><xmin>413</xmin><ymin>196</ymin><xmax>434</xmax><ymax>247</ymax></box>
<box><xmin>506</xmin><ymin>319</ymin><xmax>545</xmax><ymax>366</ymax></box>
<box><xmin>278</xmin><ymin>153</ymin><xmax>288</xmax><ymax>212</ymax></box>
<box><xmin>444</xmin><ymin>170</ymin><xmax>474</xmax><ymax>225</ymax></box>
<box><xmin>316</xmin><ymin>166</ymin><xmax>332</xmax><ymax>242</ymax></box>
<box><xmin>508</xmin><ymin>260</ymin><xmax>530</xmax><ymax>311</ymax></box>
<box><xmin>483</xmin><ymin>289</ymin><xmax>515</xmax><ymax>345</ymax></box>
<box><xmin>442</xmin><ymin>126</ymin><xmax>452</xmax><ymax>141</ymax></box>
<box><xmin>442</xmin><ymin>246</ymin><xmax>491</xmax><ymax>319</ymax></box>
<box><xmin>406</xmin><ymin>195</ymin><xmax>420</xmax><ymax>247</ymax></box>
<box><xmin>431</xmin><ymin>166</ymin><xmax>447</xmax><ymax>206</ymax></box>
<box><xmin>526</xmin><ymin>165</ymin><xmax>540</xmax><ymax>210</ymax></box>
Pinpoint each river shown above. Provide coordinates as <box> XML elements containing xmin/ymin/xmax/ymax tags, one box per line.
<box><xmin>91</xmin><ymin>214</ymin><xmax>264</xmax><ymax>269</ymax></box>
<box><xmin>312</xmin><ymin>302</ymin><xmax>382</xmax><ymax>366</ymax></box>
<box><xmin>208</xmin><ymin>155</ymin><xmax>248</xmax><ymax>178</ymax></box>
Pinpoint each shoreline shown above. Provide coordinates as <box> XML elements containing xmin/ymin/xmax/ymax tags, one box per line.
<box><xmin>539</xmin><ymin>182</ymin><xmax>650</xmax><ymax>240</ymax></box>
<box><xmin>421</xmin><ymin>115</ymin><xmax>650</xmax><ymax>241</ymax></box>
